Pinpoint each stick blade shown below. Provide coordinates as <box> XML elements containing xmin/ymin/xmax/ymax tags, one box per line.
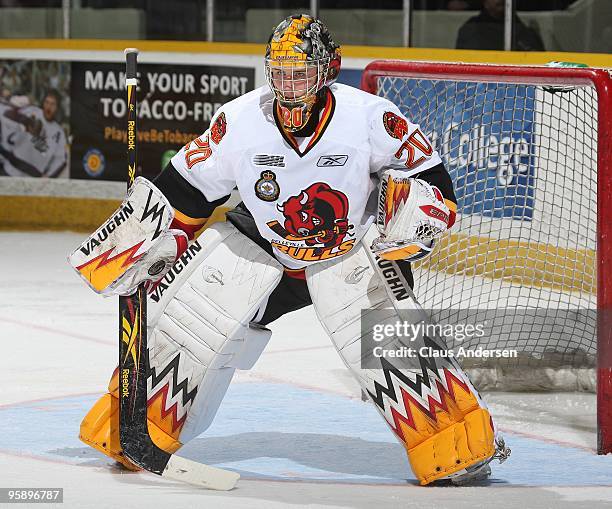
<box><xmin>162</xmin><ymin>456</ymin><xmax>240</xmax><ymax>490</ymax></box>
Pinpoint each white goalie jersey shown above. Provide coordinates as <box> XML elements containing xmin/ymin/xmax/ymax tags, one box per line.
<box><xmin>171</xmin><ymin>83</ymin><xmax>443</xmax><ymax>269</ymax></box>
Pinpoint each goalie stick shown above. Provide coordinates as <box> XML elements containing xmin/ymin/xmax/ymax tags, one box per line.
<box><xmin>118</xmin><ymin>48</ymin><xmax>239</xmax><ymax>490</ymax></box>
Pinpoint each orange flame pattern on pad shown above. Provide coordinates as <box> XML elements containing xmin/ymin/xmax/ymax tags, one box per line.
<box><xmin>385</xmin><ymin>177</ymin><xmax>411</xmax><ymax>227</ymax></box>
<box><xmin>388</xmin><ymin>369</ymin><xmax>480</xmax><ymax>450</ymax></box>
<box><xmin>76</xmin><ymin>241</ymin><xmax>144</xmax><ymax>292</ymax></box>
<box><xmin>147</xmin><ymin>383</ymin><xmax>188</xmax><ymax>438</ymax></box>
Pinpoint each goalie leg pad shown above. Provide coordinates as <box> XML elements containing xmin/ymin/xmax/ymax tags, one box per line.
<box><xmin>409</xmin><ymin>408</ymin><xmax>495</xmax><ymax>485</ymax></box>
<box><xmin>79</xmin><ymin>393</ymin><xmax>139</xmax><ymax>470</ymax></box>
<box><xmin>79</xmin><ymin>368</ymin><xmax>181</xmax><ymax>471</ymax></box>
<box><xmin>306</xmin><ymin>237</ymin><xmax>496</xmax><ymax>485</ymax></box>
<box><xmin>147</xmin><ymin>222</ymin><xmax>283</xmax><ymax>442</ymax></box>
<box><xmin>80</xmin><ymin>222</ymin><xmax>283</xmax><ymax>460</ymax></box>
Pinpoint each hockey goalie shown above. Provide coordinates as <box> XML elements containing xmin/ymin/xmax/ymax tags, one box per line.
<box><xmin>69</xmin><ymin>14</ymin><xmax>509</xmax><ymax>486</ymax></box>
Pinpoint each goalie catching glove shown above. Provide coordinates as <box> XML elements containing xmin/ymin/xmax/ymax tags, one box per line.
<box><xmin>68</xmin><ymin>177</ymin><xmax>188</xmax><ymax>296</ymax></box>
<box><xmin>372</xmin><ymin>169</ymin><xmax>455</xmax><ymax>262</ymax></box>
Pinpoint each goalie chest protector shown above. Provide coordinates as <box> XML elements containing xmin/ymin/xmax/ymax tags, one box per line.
<box><xmin>171</xmin><ymin>83</ymin><xmax>442</xmax><ymax>270</ymax></box>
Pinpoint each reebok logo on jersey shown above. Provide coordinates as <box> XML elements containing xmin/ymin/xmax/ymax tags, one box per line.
<box><xmin>317</xmin><ymin>155</ymin><xmax>348</xmax><ymax>167</ymax></box>
<box><xmin>253</xmin><ymin>154</ymin><xmax>285</xmax><ymax>167</ymax></box>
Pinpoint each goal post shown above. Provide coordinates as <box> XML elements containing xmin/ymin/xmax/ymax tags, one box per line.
<box><xmin>361</xmin><ymin>60</ymin><xmax>612</xmax><ymax>454</ymax></box>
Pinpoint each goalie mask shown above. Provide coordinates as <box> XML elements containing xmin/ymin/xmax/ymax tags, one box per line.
<box><xmin>265</xmin><ymin>14</ymin><xmax>341</xmax><ymax>132</ymax></box>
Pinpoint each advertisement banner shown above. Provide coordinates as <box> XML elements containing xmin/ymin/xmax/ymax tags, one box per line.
<box><xmin>0</xmin><ymin>59</ymin><xmax>71</xmax><ymax>178</ymax></box>
<box><xmin>70</xmin><ymin>62</ymin><xmax>254</xmax><ymax>181</ymax></box>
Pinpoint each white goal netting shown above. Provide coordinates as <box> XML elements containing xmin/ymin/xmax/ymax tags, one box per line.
<box><xmin>376</xmin><ymin>72</ymin><xmax>597</xmax><ymax>391</ymax></box>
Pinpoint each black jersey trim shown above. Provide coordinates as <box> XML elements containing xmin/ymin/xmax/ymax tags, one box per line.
<box><xmin>153</xmin><ymin>162</ymin><xmax>230</xmax><ymax>218</ymax></box>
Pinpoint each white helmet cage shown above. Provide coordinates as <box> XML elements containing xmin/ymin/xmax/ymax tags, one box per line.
<box><xmin>265</xmin><ymin>15</ymin><xmax>341</xmax><ymax>108</ymax></box>
<box><xmin>265</xmin><ymin>58</ymin><xmax>330</xmax><ymax>104</ymax></box>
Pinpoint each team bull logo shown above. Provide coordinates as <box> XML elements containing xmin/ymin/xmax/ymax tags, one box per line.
<box><xmin>383</xmin><ymin>111</ymin><xmax>408</xmax><ymax>140</ymax></box>
<box><xmin>267</xmin><ymin>182</ymin><xmax>353</xmax><ymax>252</ymax></box>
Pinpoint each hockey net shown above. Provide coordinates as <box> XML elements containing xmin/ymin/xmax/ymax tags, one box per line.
<box><xmin>361</xmin><ymin>61</ymin><xmax>612</xmax><ymax>454</ymax></box>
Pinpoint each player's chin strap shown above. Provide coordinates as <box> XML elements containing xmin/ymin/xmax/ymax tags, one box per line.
<box><xmin>306</xmin><ymin>227</ymin><xmax>510</xmax><ymax>485</ymax></box>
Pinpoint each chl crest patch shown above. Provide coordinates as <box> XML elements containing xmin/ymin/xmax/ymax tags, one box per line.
<box><xmin>383</xmin><ymin>111</ymin><xmax>408</xmax><ymax>140</ymax></box>
<box><xmin>210</xmin><ymin>112</ymin><xmax>227</xmax><ymax>144</ymax></box>
<box><xmin>254</xmin><ymin>170</ymin><xmax>280</xmax><ymax>202</ymax></box>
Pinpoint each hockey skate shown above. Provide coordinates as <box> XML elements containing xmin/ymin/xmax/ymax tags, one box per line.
<box><xmin>435</xmin><ymin>437</ymin><xmax>511</xmax><ymax>486</ymax></box>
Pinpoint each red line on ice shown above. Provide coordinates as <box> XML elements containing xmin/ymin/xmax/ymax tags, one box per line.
<box><xmin>0</xmin><ymin>391</ymin><xmax>102</xmax><ymax>410</ymax></box>
<box><xmin>0</xmin><ymin>316</ymin><xmax>113</xmax><ymax>346</ymax></box>
<box><xmin>498</xmin><ymin>426</ymin><xmax>596</xmax><ymax>453</ymax></box>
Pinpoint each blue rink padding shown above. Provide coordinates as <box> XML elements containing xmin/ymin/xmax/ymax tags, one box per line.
<box><xmin>1</xmin><ymin>382</ymin><xmax>612</xmax><ymax>486</ymax></box>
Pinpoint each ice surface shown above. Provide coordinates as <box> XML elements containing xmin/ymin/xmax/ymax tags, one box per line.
<box><xmin>1</xmin><ymin>231</ymin><xmax>611</xmax><ymax>509</ymax></box>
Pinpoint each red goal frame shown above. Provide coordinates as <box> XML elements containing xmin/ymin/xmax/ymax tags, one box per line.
<box><xmin>361</xmin><ymin>60</ymin><xmax>612</xmax><ymax>455</ymax></box>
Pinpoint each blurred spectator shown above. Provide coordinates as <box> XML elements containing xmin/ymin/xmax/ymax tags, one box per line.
<box><xmin>0</xmin><ymin>89</ymin><xmax>67</xmax><ymax>178</ymax></box>
<box><xmin>456</xmin><ymin>0</ymin><xmax>545</xmax><ymax>51</ymax></box>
